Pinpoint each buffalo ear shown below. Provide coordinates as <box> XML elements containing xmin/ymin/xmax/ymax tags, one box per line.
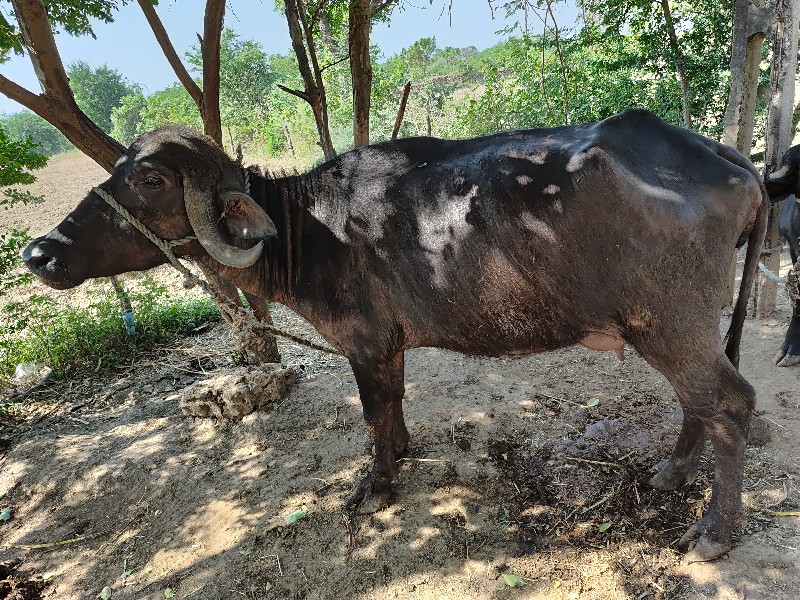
<box><xmin>220</xmin><ymin>192</ymin><xmax>277</xmax><ymax>239</ymax></box>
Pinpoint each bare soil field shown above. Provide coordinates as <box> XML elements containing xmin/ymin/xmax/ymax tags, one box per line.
<box><xmin>1</xmin><ymin>153</ymin><xmax>799</xmax><ymax>599</ymax></box>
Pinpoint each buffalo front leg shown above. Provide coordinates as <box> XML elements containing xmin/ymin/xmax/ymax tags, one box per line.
<box><xmin>347</xmin><ymin>353</ymin><xmax>407</xmax><ymax>514</ymax></box>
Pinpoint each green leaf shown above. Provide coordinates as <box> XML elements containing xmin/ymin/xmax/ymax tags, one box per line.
<box><xmin>598</xmin><ymin>521</ymin><xmax>612</xmax><ymax>532</ymax></box>
<box><xmin>99</xmin><ymin>587</ymin><xmax>112</xmax><ymax>600</ymax></box>
<box><xmin>586</xmin><ymin>397</ymin><xmax>600</xmax><ymax>407</ymax></box>
<box><xmin>501</xmin><ymin>573</ymin><xmax>526</xmax><ymax>588</ymax></box>
<box><xmin>284</xmin><ymin>506</ymin><xmax>308</xmax><ymax>524</ymax></box>
<box><xmin>164</xmin><ymin>588</ymin><xmax>175</xmax><ymax>599</ymax></box>
<box><xmin>0</xmin><ymin>507</ymin><xmax>11</xmax><ymax>521</ymax></box>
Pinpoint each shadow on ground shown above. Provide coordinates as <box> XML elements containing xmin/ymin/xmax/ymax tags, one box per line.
<box><xmin>1</xmin><ymin>312</ymin><xmax>800</xmax><ymax>600</ymax></box>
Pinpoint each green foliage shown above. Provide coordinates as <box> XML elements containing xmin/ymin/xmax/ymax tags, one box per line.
<box><xmin>111</xmin><ymin>90</ymin><xmax>146</xmax><ymax>145</ymax></box>
<box><xmin>68</xmin><ymin>60</ymin><xmax>140</xmax><ymax>133</ymax></box>
<box><xmin>0</xmin><ymin>125</ymin><xmax>46</xmax><ymax>207</ymax></box>
<box><xmin>0</xmin><ymin>278</ymin><xmax>221</xmax><ymax>387</ymax></box>
<box><xmin>139</xmin><ymin>84</ymin><xmax>203</xmax><ymax>132</ymax></box>
<box><xmin>187</xmin><ymin>29</ymin><xmax>278</xmax><ymax>150</ymax></box>
<box><xmin>0</xmin><ymin>229</ymin><xmax>33</xmax><ymax>297</ymax></box>
<box><xmin>0</xmin><ymin>111</ymin><xmax>72</xmax><ymax>156</ymax></box>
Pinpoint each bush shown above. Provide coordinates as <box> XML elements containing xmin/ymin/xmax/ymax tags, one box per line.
<box><xmin>0</xmin><ymin>111</ymin><xmax>72</xmax><ymax>156</ymax></box>
<box><xmin>0</xmin><ymin>277</ymin><xmax>221</xmax><ymax>388</ymax></box>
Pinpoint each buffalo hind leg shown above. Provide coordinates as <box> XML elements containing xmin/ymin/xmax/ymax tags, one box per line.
<box><xmin>390</xmin><ymin>352</ymin><xmax>410</xmax><ymax>455</ymax></box>
<box><xmin>649</xmin><ymin>409</ymin><xmax>705</xmax><ymax>490</ymax></box>
<box><xmin>648</xmin><ymin>353</ymin><xmax>754</xmax><ymax>561</ymax></box>
<box><xmin>346</xmin><ymin>353</ymin><xmax>408</xmax><ymax>514</ymax></box>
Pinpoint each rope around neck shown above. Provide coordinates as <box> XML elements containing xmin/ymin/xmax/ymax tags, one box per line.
<box><xmin>92</xmin><ymin>186</ymin><xmax>342</xmax><ymax>356</ymax></box>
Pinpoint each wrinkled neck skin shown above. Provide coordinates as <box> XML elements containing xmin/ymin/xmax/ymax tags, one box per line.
<box><xmin>197</xmin><ymin>171</ymin><xmax>350</xmax><ymax>343</ymax></box>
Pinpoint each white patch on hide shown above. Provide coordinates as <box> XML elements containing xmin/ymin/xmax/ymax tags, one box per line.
<box><xmin>418</xmin><ymin>185</ymin><xmax>478</xmax><ymax>287</ymax></box>
<box><xmin>543</xmin><ymin>184</ymin><xmax>560</xmax><ymax>195</ymax></box>
<box><xmin>520</xmin><ymin>212</ymin><xmax>557</xmax><ymax>243</ymax></box>
<box><xmin>505</xmin><ymin>148</ymin><xmax>548</xmax><ymax>164</ymax></box>
<box><xmin>517</xmin><ymin>175</ymin><xmax>533</xmax><ymax>186</ymax></box>
<box><xmin>46</xmin><ymin>229</ymin><xmax>74</xmax><ymax>245</ymax></box>
<box><xmin>566</xmin><ymin>146</ymin><xmax>603</xmax><ymax>173</ymax></box>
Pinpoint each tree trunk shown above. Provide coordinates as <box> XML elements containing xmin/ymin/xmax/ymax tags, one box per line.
<box><xmin>391</xmin><ymin>81</ymin><xmax>412</xmax><ymax>139</ymax></box>
<box><xmin>757</xmin><ymin>0</ymin><xmax>800</xmax><ymax>317</ymax></box>
<box><xmin>201</xmin><ymin>0</ymin><xmax>225</xmax><ymax>144</ymax></box>
<box><xmin>282</xmin><ymin>0</ymin><xmax>336</xmax><ymax>159</ymax></box>
<box><xmin>720</xmin><ymin>0</ymin><xmax>771</xmax><ymax>308</ymax></box>
<box><xmin>350</xmin><ymin>0</ymin><xmax>372</xmax><ymax>147</ymax></box>
<box><xmin>660</xmin><ymin>0</ymin><xmax>692</xmax><ymax>128</ymax></box>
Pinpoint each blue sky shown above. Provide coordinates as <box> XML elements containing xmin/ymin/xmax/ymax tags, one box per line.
<box><xmin>0</xmin><ymin>0</ymin><xmax>580</xmax><ymax>115</ymax></box>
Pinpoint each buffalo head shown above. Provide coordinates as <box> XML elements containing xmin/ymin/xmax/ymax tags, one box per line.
<box><xmin>23</xmin><ymin>126</ymin><xmax>277</xmax><ymax>289</ymax></box>
<box><xmin>765</xmin><ymin>144</ymin><xmax>800</xmax><ymax>204</ymax></box>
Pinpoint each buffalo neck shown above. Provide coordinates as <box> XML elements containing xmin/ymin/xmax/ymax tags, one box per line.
<box><xmin>209</xmin><ymin>169</ymin><xmax>349</xmax><ymax>320</ymax></box>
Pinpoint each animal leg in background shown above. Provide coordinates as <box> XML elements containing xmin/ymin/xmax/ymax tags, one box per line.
<box><xmin>775</xmin><ymin>262</ymin><xmax>800</xmax><ymax>366</ymax></box>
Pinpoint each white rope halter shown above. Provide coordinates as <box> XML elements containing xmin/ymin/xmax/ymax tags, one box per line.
<box><xmin>92</xmin><ymin>184</ymin><xmax>342</xmax><ymax>356</ymax></box>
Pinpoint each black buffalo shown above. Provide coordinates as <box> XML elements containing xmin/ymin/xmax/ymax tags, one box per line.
<box><xmin>764</xmin><ymin>145</ymin><xmax>800</xmax><ymax>367</ymax></box>
<box><xmin>23</xmin><ymin>110</ymin><xmax>767</xmax><ymax>561</ymax></box>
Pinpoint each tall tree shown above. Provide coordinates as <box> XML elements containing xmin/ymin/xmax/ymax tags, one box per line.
<box><xmin>349</xmin><ymin>0</ymin><xmax>371</xmax><ymax>146</ymax></box>
<box><xmin>280</xmin><ymin>0</ymin><xmax>337</xmax><ymax>159</ymax></box>
<box><xmin>720</xmin><ymin>0</ymin><xmax>772</xmax><ymax>307</ymax></box>
<box><xmin>68</xmin><ymin>60</ymin><xmax>139</xmax><ymax>133</ymax></box>
<box><xmin>756</xmin><ymin>0</ymin><xmax>800</xmax><ymax>317</ymax></box>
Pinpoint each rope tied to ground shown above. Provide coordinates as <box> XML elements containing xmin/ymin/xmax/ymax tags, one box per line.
<box><xmin>92</xmin><ymin>185</ymin><xmax>343</xmax><ymax>356</ymax></box>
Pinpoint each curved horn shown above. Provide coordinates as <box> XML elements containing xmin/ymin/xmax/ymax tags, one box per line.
<box><xmin>767</xmin><ymin>163</ymin><xmax>795</xmax><ymax>181</ymax></box>
<box><xmin>184</xmin><ymin>180</ymin><xmax>263</xmax><ymax>268</ymax></box>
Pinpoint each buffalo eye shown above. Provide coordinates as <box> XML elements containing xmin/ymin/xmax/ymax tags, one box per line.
<box><xmin>142</xmin><ymin>174</ymin><xmax>164</xmax><ymax>189</ymax></box>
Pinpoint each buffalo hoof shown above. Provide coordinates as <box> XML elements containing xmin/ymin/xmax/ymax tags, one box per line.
<box><xmin>678</xmin><ymin>515</ymin><xmax>738</xmax><ymax>562</ymax></box>
<box><xmin>648</xmin><ymin>458</ymin><xmax>698</xmax><ymax>491</ymax></box>
<box><xmin>774</xmin><ymin>348</ymin><xmax>800</xmax><ymax>367</ymax></box>
<box><xmin>345</xmin><ymin>474</ymin><xmax>392</xmax><ymax>515</ymax></box>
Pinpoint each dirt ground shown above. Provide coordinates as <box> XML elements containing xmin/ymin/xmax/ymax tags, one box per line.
<box><xmin>1</xmin><ymin>153</ymin><xmax>799</xmax><ymax>599</ymax></box>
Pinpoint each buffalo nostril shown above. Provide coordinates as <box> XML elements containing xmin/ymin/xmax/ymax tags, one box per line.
<box><xmin>22</xmin><ymin>244</ymin><xmax>53</xmax><ymax>272</ymax></box>
<box><xmin>28</xmin><ymin>254</ymin><xmax>53</xmax><ymax>271</ymax></box>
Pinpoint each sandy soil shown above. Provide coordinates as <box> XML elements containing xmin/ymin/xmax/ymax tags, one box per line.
<box><xmin>1</xmin><ymin>153</ymin><xmax>799</xmax><ymax>600</ymax></box>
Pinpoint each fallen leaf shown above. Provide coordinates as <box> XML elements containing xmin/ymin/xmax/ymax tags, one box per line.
<box><xmin>501</xmin><ymin>573</ymin><xmax>526</xmax><ymax>588</ymax></box>
<box><xmin>0</xmin><ymin>508</ymin><xmax>11</xmax><ymax>522</ymax></box>
<box><xmin>284</xmin><ymin>506</ymin><xmax>308</xmax><ymax>524</ymax></box>
<box><xmin>598</xmin><ymin>521</ymin><xmax>612</xmax><ymax>532</ymax></box>
<box><xmin>586</xmin><ymin>397</ymin><xmax>600</xmax><ymax>407</ymax></box>
<box><xmin>164</xmin><ymin>588</ymin><xmax>175</xmax><ymax>598</ymax></box>
<box><xmin>99</xmin><ymin>587</ymin><xmax>112</xmax><ymax>600</ymax></box>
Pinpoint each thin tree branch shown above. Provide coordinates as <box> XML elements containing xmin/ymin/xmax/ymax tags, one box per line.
<box><xmin>391</xmin><ymin>81</ymin><xmax>412</xmax><ymax>139</ymax></box>
<box><xmin>277</xmin><ymin>83</ymin><xmax>310</xmax><ymax>102</ymax></box>
<box><xmin>137</xmin><ymin>0</ymin><xmax>204</xmax><ymax>112</ymax></box>
<box><xmin>202</xmin><ymin>0</ymin><xmax>225</xmax><ymax>143</ymax></box>
<box><xmin>309</xmin><ymin>0</ymin><xmax>328</xmax><ymax>28</ymax></box>
<box><xmin>0</xmin><ymin>74</ymin><xmax>49</xmax><ymax>116</ymax></box>
<box><xmin>371</xmin><ymin>0</ymin><xmax>398</xmax><ymax>16</ymax></box>
<box><xmin>544</xmin><ymin>0</ymin><xmax>569</xmax><ymax>124</ymax></box>
<box><xmin>320</xmin><ymin>54</ymin><xmax>350</xmax><ymax>72</ymax></box>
